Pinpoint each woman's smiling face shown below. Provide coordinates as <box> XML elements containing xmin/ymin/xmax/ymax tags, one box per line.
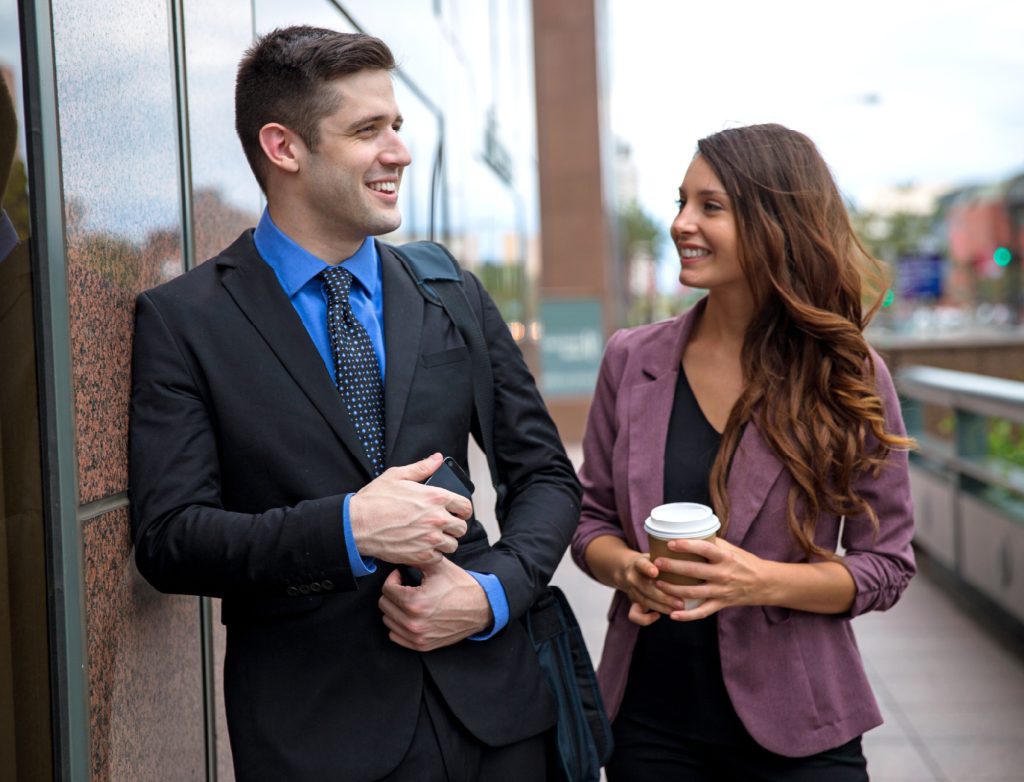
<box><xmin>671</xmin><ymin>154</ymin><xmax>745</xmax><ymax>293</ymax></box>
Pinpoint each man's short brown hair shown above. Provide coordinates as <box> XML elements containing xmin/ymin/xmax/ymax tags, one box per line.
<box><xmin>235</xmin><ymin>26</ymin><xmax>395</xmax><ymax>192</ymax></box>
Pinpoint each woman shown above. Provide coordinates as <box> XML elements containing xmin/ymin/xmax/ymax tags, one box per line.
<box><xmin>572</xmin><ymin>124</ymin><xmax>915</xmax><ymax>780</ymax></box>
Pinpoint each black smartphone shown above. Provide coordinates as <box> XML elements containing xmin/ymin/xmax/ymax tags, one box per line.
<box><xmin>423</xmin><ymin>455</ymin><xmax>474</xmax><ymax>499</ymax></box>
<box><xmin>402</xmin><ymin>457</ymin><xmax>474</xmax><ymax>586</ymax></box>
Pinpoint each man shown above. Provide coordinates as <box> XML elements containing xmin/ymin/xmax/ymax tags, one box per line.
<box><xmin>129</xmin><ymin>26</ymin><xmax>580</xmax><ymax>782</ymax></box>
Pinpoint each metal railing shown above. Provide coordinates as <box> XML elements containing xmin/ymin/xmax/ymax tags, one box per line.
<box><xmin>896</xmin><ymin>365</ymin><xmax>1024</xmax><ymax>626</ymax></box>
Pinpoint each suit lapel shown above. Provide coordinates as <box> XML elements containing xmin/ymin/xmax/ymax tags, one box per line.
<box><xmin>217</xmin><ymin>232</ymin><xmax>376</xmax><ymax>478</ymax></box>
<box><xmin>378</xmin><ymin>243</ymin><xmax>424</xmax><ymax>462</ymax></box>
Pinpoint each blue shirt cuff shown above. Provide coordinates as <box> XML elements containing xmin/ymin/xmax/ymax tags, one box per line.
<box><xmin>342</xmin><ymin>494</ymin><xmax>376</xmax><ymax>577</ymax></box>
<box><xmin>466</xmin><ymin>571</ymin><xmax>509</xmax><ymax>640</ymax></box>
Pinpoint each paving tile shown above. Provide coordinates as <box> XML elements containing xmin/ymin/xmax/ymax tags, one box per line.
<box><xmin>864</xmin><ymin>645</ymin><xmax>1022</xmax><ymax>678</ymax></box>
<box><xmin>862</xmin><ymin>735</ymin><xmax>938</xmax><ymax>781</ymax></box>
<box><xmin>927</xmin><ymin>740</ymin><xmax>1024</xmax><ymax>780</ymax></box>
<box><xmin>900</xmin><ymin>703</ymin><xmax>1024</xmax><ymax>741</ymax></box>
<box><xmin>868</xmin><ymin>698</ymin><xmax>912</xmax><ymax>740</ymax></box>
<box><xmin>880</xmin><ymin>671</ymin><xmax>1024</xmax><ymax>708</ymax></box>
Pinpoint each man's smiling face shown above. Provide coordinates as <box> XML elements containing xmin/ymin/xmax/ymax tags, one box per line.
<box><xmin>297</xmin><ymin>69</ymin><xmax>412</xmax><ymax>246</ymax></box>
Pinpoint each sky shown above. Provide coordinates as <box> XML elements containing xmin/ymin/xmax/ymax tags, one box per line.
<box><xmin>607</xmin><ymin>0</ymin><xmax>1024</xmax><ymax>266</ymax></box>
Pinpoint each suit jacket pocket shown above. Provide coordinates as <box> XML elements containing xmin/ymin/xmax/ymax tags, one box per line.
<box><xmin>221</xmin><ymin>594</ymin><xmax>324</xmax><ymax>625</ymax></box>
<box><xmin>421</xmin><ymin>345</ymin><xmax>469</xmax><ymax>367</ymax></box>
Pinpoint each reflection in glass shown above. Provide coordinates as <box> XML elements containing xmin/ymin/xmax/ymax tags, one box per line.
<box><xmin>52</xmin><ymin>0</ymin><xmax>186</xmax><ymax>502</ymax></box>
<box><xmin>0</xmin><ymin>2</ymin><xmax>54</xmax><ymax>778</ymax></box>
<box><xmin>184</xmin><ymin>0</ymin><xmax>261</xmax><ymax>262</ymax></box>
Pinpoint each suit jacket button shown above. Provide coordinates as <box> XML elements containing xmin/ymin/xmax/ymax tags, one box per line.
<box><xmin>310</xmin><ymin>582</ymin><xmax>323</xmax><ymax>593</ymax></box>
<box><xmin>322</xmin><ymin>580</ymin><xmax>334</xmax><ymax>591</ymax></box>
<box><xmin>298</xmin><ymin>584</ymin><xmax>311</xmax><ymax>595</ymax></box>
<box><xmin>286</xmin><ymin>587</ymin><xmax>299</xmax><ymax>597</ymax></box>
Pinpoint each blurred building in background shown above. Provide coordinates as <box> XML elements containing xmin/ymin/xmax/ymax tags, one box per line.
<box><xmin>858</xmin><ymin>171</ymin><xmax>1024</xmax><ymax>346</ymax></box>
<box><xmin>1</xmin><ymin>0</ymin><xmax>615</xmax><ymax>778</ymax></box>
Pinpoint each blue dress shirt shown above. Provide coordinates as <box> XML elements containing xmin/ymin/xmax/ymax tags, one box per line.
<box><xmin>253</xmin><ymin>210</ymin><xmax>508</xmax><ymax>638</ymax></box>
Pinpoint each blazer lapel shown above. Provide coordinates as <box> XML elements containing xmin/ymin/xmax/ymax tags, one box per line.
<box><xmin>723</xmin><ymin>419</ymin><xmax>785</xmax><ymax>546</ymax></box>
<box><xmin>623</xmin><ymin>299</ymin><xmax>784</xmax><ymax>548</ymax></box>
<box><xmin>217</xmin><ymin>232</ymin><xmax>376</xmax><ymax>478</ymax></box>
<box><xmin>626</xmin><ymin>305</ymin><xmax>703</xmax><ymax>546</ymax></box>
<box><xmin>378</xmin><ymin>243</ymin><xmax>424</xmax><ymax>463</ymax></box>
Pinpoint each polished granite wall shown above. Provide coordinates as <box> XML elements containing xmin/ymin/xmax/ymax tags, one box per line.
<box><xmin>51</xmin><ymin>0</ymin><xmax>257</xmax><ymax>776</ymax></box>
<box><xmin>51</xmin><ymin>0</ymin><xmax>198</xmax><ymax>777</ymax></box>
<box><xmin>82</xmin><ymin>507</ymin><xmax>204</xmax><ymax>780</ymax></box>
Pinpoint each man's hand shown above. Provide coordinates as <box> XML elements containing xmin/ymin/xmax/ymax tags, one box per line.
<box><xmin>378</xmin><ymin>558</ymin><xmax>492</xmax><ymax>652</ymax></box>
<box><xmin>349</xmin><ymin>453</ymin><xmax>472</xmax><ymax>565</ymax></box>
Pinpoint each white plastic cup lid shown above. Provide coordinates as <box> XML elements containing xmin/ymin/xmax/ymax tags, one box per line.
<box><xmin>644</xmin><ymin>502</ymin><xmax>721</xmax><ymax>539</ymax></box>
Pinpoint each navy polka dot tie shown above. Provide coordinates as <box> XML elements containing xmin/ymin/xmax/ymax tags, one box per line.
<box><xmin>321</xmin><ymin>266</ymin><xmax>385</xmax><ymax>476</ymax></box>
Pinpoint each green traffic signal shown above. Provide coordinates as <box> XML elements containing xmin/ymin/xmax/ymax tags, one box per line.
<box><xmin>882</xmin><ymin>289</ymin><xmax>895</xmax><ymax>307</ymax></box>
<box><xmin>994</xmin><ymin>247</ymin><xmax>1012</xmax><ymax>267</ymax></box>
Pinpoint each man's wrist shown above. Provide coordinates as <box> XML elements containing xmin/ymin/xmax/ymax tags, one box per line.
<box><xmin>342</xmin><ymin>493</ymin><xmax>376</xmax><ymax>577</ymax></box>
<box><xmin>466</xmin><ymin>570</ymin><xmax>507</xmax><ymax>640</ymax></box>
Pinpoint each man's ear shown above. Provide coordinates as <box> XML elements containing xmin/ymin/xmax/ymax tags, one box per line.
<box><xmin>258</xmin><ymin>123</ymin><xmax>303</xmax><ymax>175</ymax></box>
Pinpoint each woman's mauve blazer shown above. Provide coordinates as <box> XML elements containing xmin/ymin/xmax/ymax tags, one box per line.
<box><xmin>571</xmin><ymin>302</ymin><xmax>916</xmax><ymax>757</ymax></box>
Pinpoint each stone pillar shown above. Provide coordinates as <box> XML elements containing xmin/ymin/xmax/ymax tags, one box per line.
<box><xmin>532</xmin><ymin>0</ymin><xmax>618</xmax><ymax>441</ymax></box>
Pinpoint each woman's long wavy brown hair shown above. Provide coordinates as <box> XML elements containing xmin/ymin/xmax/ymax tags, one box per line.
<box><xmin>697</xmin><ymin>124</ymin><xmax>913</xmax><ymax>559</ymax></box>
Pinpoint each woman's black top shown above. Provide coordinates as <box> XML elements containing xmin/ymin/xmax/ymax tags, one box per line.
<box><xmin>616</xmin><ymin>367</ymin><xmax>752</xmax><ymax>745</ymax></box>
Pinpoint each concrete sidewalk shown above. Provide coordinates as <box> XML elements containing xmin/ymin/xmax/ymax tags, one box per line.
<box><xmin>471</xmin><ymin>443</ymin><xmax>1024</xmax><ymax>781</ymax></box>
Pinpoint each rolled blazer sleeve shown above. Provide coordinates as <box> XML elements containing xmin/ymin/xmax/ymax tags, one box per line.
<box><xmin>841</xmin><ymin>352</ymin><xmax>917</xmax><ymax>616</ymax></box>
<box><xmin>129</xmin><ymin>291</ymin><xmax>357</xmax><ymax>599</ymax></box>
<box><xmin>571</xmin><ymin>329</ymin><xmax>631</xmax><ymax>577</ymax></box>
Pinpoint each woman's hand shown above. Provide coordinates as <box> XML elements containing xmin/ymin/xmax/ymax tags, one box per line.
<box><xmin>653</xmin><ymin>537</ymin><xmax>769</xmax><ymax>620</ymax></box>
<box><xmin>581</xmin><ymin>535</ymin><xmax>684</xmax><ymax>626</ymax></box>
<box><xmin>617</xmin><ymin>552</ymin><xmax>683</xmax><ymax>626</ymax></box>
<box><xmin>652</xmin><ymin>536</ymin><xmax>857</xmax><ymax>620</ymax></box>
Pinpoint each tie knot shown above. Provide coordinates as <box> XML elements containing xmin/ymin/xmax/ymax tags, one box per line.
<box><xmin>321</xmin><ymin>265</ymin><xmax>354</xmax><ymax>301</ymax></box>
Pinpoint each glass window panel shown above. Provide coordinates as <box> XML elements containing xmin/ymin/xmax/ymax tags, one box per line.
<box><xmin>51</xmin><ymin>0</ymin><xmax>186</xmax><ymax>502</ymax></box>
<box><xmin>184</xmin><ymin>0</ymin><xmax>262</xmax><ymax>262</ymax></box>
<box><xmin>0</xmin><ymin>2</ymin><xmax>54</xmax><ymax>778</ymax></box>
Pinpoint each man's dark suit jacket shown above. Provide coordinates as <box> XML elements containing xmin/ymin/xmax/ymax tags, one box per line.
<box><xmin>128</xmin><ymin>231</ymin><xmax>581</xmax><ymax>781</ymax></box>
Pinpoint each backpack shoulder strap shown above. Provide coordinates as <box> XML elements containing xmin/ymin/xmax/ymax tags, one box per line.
<box><xmin>389</xmin><ymin>241</ymin><xmax>505</xmax><ymax>516</ymax></box>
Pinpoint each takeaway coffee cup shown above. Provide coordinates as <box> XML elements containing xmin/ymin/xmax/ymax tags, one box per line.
<box><xmin>644</xmin><ymin>502</ymin><xmax>721</xmax><ymax>610</ymax></box>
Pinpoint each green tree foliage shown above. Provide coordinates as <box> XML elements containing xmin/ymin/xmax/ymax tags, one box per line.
<box><xmin>850</xmin><ymin>208</ymin><xmax>937</xmax><ymax>262</ymax></box>
<box><xmin>617</xmin><ymin>201</ymin><xmax>665</xmax><ymax>261</ymax></box>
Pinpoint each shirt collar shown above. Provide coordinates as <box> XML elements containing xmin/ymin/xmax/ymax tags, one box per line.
<box><xmin>253</xmin><ymin>208</ymin><xmax>379</xmax><ymax>297</ymax></box>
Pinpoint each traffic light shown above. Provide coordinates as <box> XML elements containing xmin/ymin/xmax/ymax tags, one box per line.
<box><xmin>994</xmin><ymin>247</ymin><xmax>1012</xmax><ymax>267</ymax></box>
